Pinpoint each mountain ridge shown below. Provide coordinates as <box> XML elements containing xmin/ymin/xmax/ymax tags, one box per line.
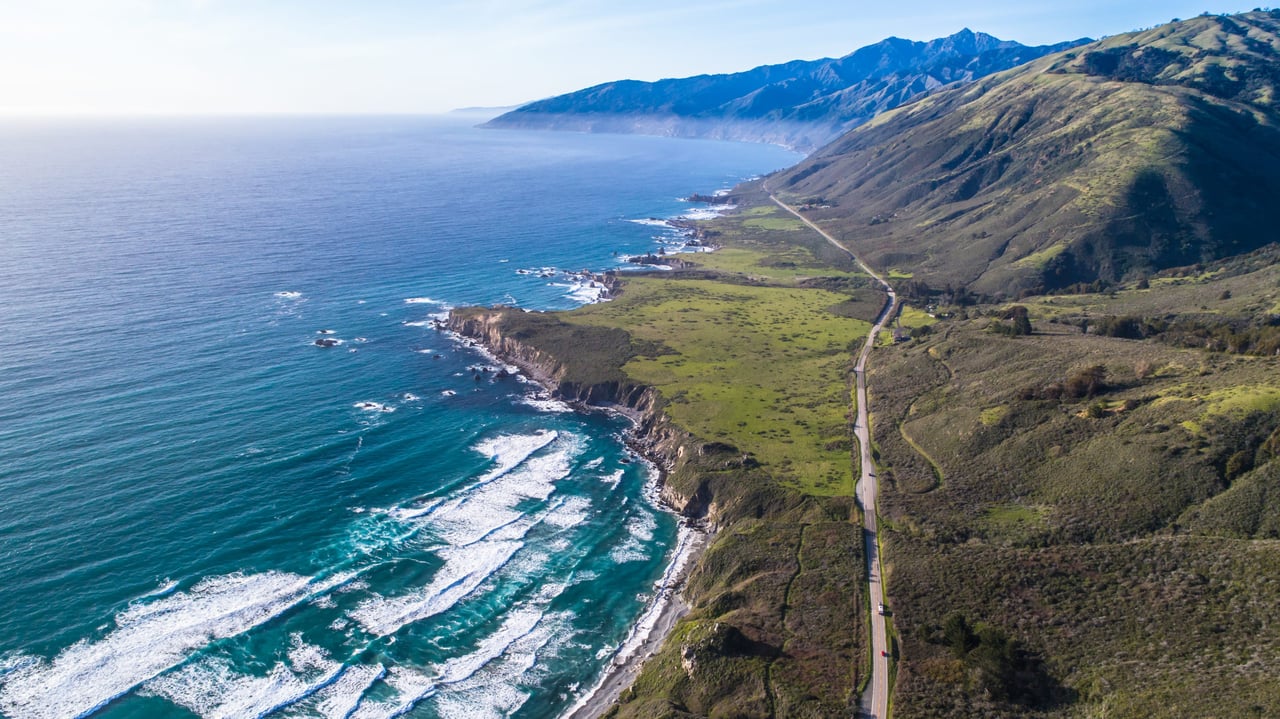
<box><xmin>484</xmin><ymin>30</ymin><xmax>1088</xmax><ymax>151</ymax></box>
<box><xmin>770</xmin><ymin>11</ymin><xmax>1280</xmax><ymax>295</ymax></box>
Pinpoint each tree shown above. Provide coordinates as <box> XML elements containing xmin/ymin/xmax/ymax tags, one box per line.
<box><xmin>1009</xmin><ymin>305</ymin><xmax>1033</xmax><ymax>336</ymax></box>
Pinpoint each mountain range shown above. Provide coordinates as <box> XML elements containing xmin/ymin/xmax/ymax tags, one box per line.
<box><xmin>773</xmin><ymin>11</ymin><xmax>1280</xmax><ymax>295</ymax></box>
<box><xmin>485</xmin><ymin>30</ymin><xmax>1088</xmax><ymax>152</ymax></box>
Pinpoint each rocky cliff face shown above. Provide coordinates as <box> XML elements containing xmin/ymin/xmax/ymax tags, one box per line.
<box><xmin>445</xmin><ymin>307</ymin><xmax>718</xmax><ymax>520</ymax></box>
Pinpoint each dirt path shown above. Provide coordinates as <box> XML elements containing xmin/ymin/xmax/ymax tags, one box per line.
<box><xmin>768</xmin><ymin>191</ymin><xmax>898</xmax><ymax>719</ymax></box>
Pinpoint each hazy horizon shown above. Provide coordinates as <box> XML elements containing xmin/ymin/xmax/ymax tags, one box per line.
<box><xmin>0</xmin><ymin>1</ymin><xmax>1254</xmax><ymax>116</ymax></box>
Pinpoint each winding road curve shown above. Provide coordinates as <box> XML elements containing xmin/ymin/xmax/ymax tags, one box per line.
<box><xmin>767</xmin><ymin>190</ymin><xmax>898</xmax><ymax>719</ymax></box>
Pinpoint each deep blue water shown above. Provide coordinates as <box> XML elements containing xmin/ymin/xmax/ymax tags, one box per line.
<box><xmin>0</xmin><ymin>116</ymin><xmax>798</xmax><ymax>718</ymax></box>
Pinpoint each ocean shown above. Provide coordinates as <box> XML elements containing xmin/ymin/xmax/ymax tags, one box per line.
<box><xmin>0</xmin><ymin>115</ymin><xmax>799</xmax><ymax>718</ymax></box>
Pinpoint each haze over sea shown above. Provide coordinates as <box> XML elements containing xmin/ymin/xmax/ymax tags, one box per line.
<box><xmin>0</xmin><ymin>116</ymin><xmax>798</xmax><ymax>719</ymax></box>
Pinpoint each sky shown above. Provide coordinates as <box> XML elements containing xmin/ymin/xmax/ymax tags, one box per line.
<box><xmin>0</xmin><ymin>0</ymin><xmax>1256</xmax><ymax>115</ymax></box>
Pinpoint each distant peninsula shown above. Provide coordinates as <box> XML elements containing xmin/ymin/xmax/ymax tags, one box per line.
<box><xmin>483</xmin><ymin>29</ymin><xmax>1089</xmax><ymax>152</ymax></box>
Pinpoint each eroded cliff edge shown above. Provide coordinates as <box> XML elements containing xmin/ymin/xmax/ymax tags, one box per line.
<box><xmin>447</xmin><ymin>305</ymin><xmax>720</xmax><ymax>521</ymax></box>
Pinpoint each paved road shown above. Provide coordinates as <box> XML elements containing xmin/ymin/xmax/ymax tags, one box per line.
<box><xmin>768</xmin><ymin>192</ymin><xmax>898</xmax><ymax>719</ymax></box>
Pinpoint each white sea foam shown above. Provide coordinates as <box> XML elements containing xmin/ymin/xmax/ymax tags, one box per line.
<box><xmin>583</xmin><ymin>457</ymin><xmax>604</xmax><ymax>470</ymax></box>
<box><xmin>601</xmin><ymin>469</ymin><xmax>624</xmax><ymax>489</ymax></box>
<box><xmin>429</xmin><ymin>610</ymin><xmax>563</xmax><ymax>719</ymax></box>
<box><xmin>436</xmin><ymin>606</ymin><xmax>544</xmax><ymax>687</ymax></box>
<box><xmin>142</xmin><ymin>635</ymin><xmax>345</xmax><ymax>719</ymax></box>
<box><xmin>348</xmin><ymin>536</ymin><xmax>527</xmax><ymax>637</ymax></box>
<box><xmin>565</xmin><ymin>279</ymin><xmax>610</xmax><ymax>304</ymax></box>
<box><xmin>275</xmin><ymin>291</ymin><xmax>303</xmax><ymax>299</ymax></box>
<box><xmin>680</xmin><ymin>204</ymin><xmax>737</xmax><ymax>221</ymax></box>
<box><xmin>0</xmin><ymin>571</ymin><xmax>351</xmax><ymax>719</ymax></box>
<box><xmin>402</xmin><ymin>320</ymin><xmax>431</xmax><ymax>327</ymax></box>
<box><xmin>387</xmin><ymin>431</ymin><xmax>558</xmax><ymax>522</ymax></box>
<box><xmin>627</xmin><ymin>218</ymin><xmax>671</xmax><ymax>227</ymax></box>
<box><xmin>302</xmin><ymin>663</ymin><xmax>385</xmax><ymax>719</ymax></box>
<box><xmin>385</xmin><ymin>498</ymin><xmax>445</xmax><ymax>522</ymax></box>
<box><xmin>137</xmin><ymin>578</ymin><xmax>180</xmax><ymax>600</ymax></box>
<box><xmin>609</xmin><ymin>535</ymin><xmax>648</xmax><ymax>564</ymax></box>
<box><xmin>401</xmin><ymin>393</ymin><xmax>420</xmax><ymax>402</ymax></box>
<box><xmin>346</xmin><ymin>666</ymin><xmax>436</xmax><ymax>719</ymax></box>
<box><xmin>423</xmin><ymin>442</ymin><xmax>573</xmax><ymax>546</ymax></box>
<box><xmin>403</xmin><ymin>297</ymin><xmax>440</xmax><ymax>305</ymax></box>
<box><xmin>353</xmin><ymin>437</ymin><xmax>580</xmax><ymax>637</ymax></box>
<box><xmin>627</xmin><ymin>509</ymin><xmax>657</xmax><ymax>542</ymax></box>
<box><xmin>564</xmin><ymin>524</ymin><xmax>698</xmax><ymax>719</ymax></box>
<box><xmin>517</xmin><ymin>393</ymin><xmax>571</xmax><ymax>413</ymax></box>
<box><xmin>541</xmin><ymin>495</ymin><xmax>591</xmax><ymax>530</ymax></box>
<box><xmin>440</xmin><ymin>389</ymin><xmax>456</xmax><ymax>397</ymax></box>
<box><xmin>353</xmin><ymin>401</ymin><xmax>395</xmax><ymax>413</ymax></box>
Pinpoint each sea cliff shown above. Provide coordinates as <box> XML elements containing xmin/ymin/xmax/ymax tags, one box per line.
<box><xmin>446</xmin><ymin>306</ymin><xmax>719</xmax><ymax>521</ymax></box>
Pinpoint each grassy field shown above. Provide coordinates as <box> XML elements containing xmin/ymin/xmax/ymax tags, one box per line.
<box><xmin>571</xmin><ymin>277</ymin><xmax>869</xmax><ymax>495</ymax></box>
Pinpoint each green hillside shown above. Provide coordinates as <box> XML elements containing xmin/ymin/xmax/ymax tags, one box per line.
<box><xmin>773</xmin><ymin>11</ymin><xmax>1280</xmax><ymax>296</ymax></box>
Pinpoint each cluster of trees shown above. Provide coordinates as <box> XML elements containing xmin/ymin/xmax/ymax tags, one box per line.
<box><xmin>1018</xmin><ymin>365</ymin><xmax>1108</xmax><ymax>401</ymax></box>
<box><xmin>1081</xmin><ymin>45</ymin><xmax>1186</xmax><ymax>84</ymax></box>
<box><xmin>1209</xmin><ymin>409</ymin><xmax>1280</xmax><ymax>482</ymax></box>
<box><xmin>917</xmin><ymin>613</ymin><xmax>1057</xmax><ymax>705</ymax></box>
<box><xmin>1087</xmin><ymin>314</ymin><xmax>1280</xmax><ymax>355</ymax></box>
<box><xmin>991</xmin><ymin>305</ymin><xmax>1033</xmax><ymax>336</ymax></box>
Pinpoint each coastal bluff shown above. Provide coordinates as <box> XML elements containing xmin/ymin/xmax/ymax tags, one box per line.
<box><xmin>446</xmin><ymin>303</ymin><xmax>867</xmax><ymax>718</ymax></box>
<box><xmin>446</xmin><ymin>305</ymin><xmax>717</xmax><ymax>520</ymax></box>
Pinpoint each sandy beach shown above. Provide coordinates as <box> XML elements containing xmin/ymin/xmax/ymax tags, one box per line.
<box><xmin>564</xmin><ymin>524</ymin><xmax>709</xmax><ymax>719</ymax></box>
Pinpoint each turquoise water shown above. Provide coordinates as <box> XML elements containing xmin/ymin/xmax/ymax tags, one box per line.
<box><xmin>0</xmin><ymin>116</ymin><xmax>798</xmax><ymax>718</ymax></box>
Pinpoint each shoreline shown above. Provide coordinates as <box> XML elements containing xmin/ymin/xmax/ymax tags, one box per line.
<box><xmin>442</xmin><ymin>193</ymin><xmax>741</xmax><ymax>717</ymax></box>
<box><xmin>563</xmin><ymin>519</ymin><xmax>709</xmax><ymax>719</ymax></box>
<box><xmin>440</xmin><ymin>320</ymin><xmax>712</xmax><ymax>719</ymax></box>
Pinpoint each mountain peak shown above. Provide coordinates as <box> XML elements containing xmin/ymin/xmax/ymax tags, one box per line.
<box><xmin>486</xmin><ymin>30</ymin><xmax>1087</xmax><ymax>152</ymax></box>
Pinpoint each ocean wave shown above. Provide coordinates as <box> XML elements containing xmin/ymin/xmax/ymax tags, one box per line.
<box><xmin>387</xmin><ymin>430</ymin><xmax>558</xmax><ymax>521</ymax></box>
<box><xmin>608</xmin><ymin>535</ymin><xmax>649</xmax><ymax>564</ymax></box>
<box><xmin>346</xmin><ymin>666</ymin><xmax>436</xmax><ymax>719</ymax></box>
<box><xmin>140</xmin><ymin>639</ymin><xmax>345</xmax><ymax>719</ymax></box>
<box><xmin>517</xmin><ymin>393</ymin><xmax>572</xmax><ymax>413</ymax></box>
<box><xmin>274</xmin><ymin>291</ymin><xmax>303</xmax><ymax>299</ymax></box>
<box><xmin>403</xmin><ymin>297</ymin><xmax>441</xmax><ymax>305</ymax></box>
<box><xmin>436</xmin><ymin>605</ymin><xmax>544</xmax><ymax>687</ymax></box>
<box><xmin>348</xmin><ymin>536</ymin><xmax>527</xmax><ymax>637</ymax></box>
<box><xmin>0</xmin><ymin>571</ymin><xmax>351</xmax><ymax>719</ymax></box>
<box><xmin>351</xmin><ymin>435</ymin><xmax>580</xmax><ymax>638</ymax></box>
<box><xmin>679</xmin><ymin>204</ymin><xmax>737</xmax><ymax>221</ymax></box>
<box><xmin>600</xmin><ymin>469</ymin><xmax>624</xmax><ymax>490</ymax></box>
<box><xmin>300</xmin><ymin>663</ymin><xmax>385</xmax><ymax>719</ymax></box>
<box><xmin>627</xmin><ymin>509</ymin><xmax>658</xmax><ymax>542</ymax></box>
<box><xmin>422</xmin><ymin>441</ymin><xmax>574</xmax><ymax>546</ymax></box>
<box><xmin>429</xmin><ymin>609</ymin><xmax>563</xmax><ymax>719</ymax></box>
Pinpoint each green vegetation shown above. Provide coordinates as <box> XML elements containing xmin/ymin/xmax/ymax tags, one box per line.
<box><xmin>869</xmin><ymin>287</ymin><xmax>1280</xmax><ymax>717</ymax></box>
<box><xmin>571</xmin><ymin>277</ymin><xmax>868</xmax><ymax>495</ymax></box>
<box><xmin>742</xmin><ymin>216</ymin><xmax>806</xmax><ymax>232</ymax></box>
<box><xmin>772</xmin><ymin>11</ymin><xmax>1280</xmax><ymax>296</ymax></box>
